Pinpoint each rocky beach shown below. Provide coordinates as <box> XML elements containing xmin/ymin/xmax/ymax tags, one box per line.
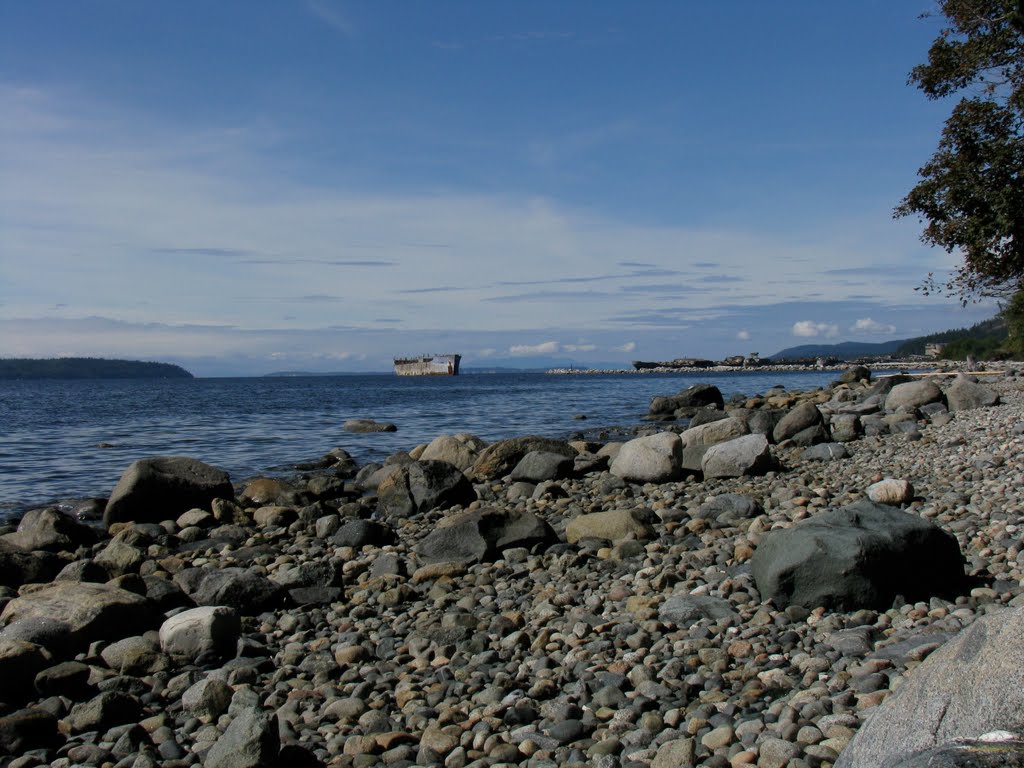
<box><xmin>1</xmin><ymin>366</ymin><xmax>1024</xmax><ymax>768</ymax></box>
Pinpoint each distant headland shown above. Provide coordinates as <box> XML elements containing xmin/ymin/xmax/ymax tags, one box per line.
<box><xmin>0</xmin><ymin>357</ymin><xmax>193</xmax><ymax>380</ymax></box>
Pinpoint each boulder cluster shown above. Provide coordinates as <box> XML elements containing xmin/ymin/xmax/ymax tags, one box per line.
<box><xmin>0</xmin><ymin>370</ymin><xmax>1022</xmax><ymax>768</ymax></box>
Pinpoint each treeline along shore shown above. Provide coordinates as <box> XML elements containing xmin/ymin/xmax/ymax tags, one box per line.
<box><xmin>0</xmin><ymin>358</ymin><xmax>193</xmax><ymax>380</ymax></box>
<box><xmin>1</xmin><ymin>365</ymin><xmax>1023</xmax><ymax>766</ymax></box>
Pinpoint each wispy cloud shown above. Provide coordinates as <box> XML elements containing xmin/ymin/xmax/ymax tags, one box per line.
<box><xmin>151</xmin><ymin>247</ymin><xmax>254</xmax><ymax>258</ymax></box>
<box><xmin>484</xmin><ymin>290</ymin><xmax>618</xmax><ymax>303</ymax></box>
<box><xmin>306</xmin><ymin>0</ymin><xmax>355</xmax><ymax>38</ymax></box>
<box><xmin>509</xmin><ymin>340</ymin><xmax>561</xmax><ymax>356</ymax></box>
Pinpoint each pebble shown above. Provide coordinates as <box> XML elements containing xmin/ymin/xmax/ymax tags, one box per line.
<box><xmin>1</xmin><ymin>367</ymin><xmax>1022</xmax><ymax>768</ymax></box>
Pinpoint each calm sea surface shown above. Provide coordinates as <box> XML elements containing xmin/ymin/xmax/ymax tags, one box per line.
<box><xmin>0</xmin><ymin>370</ymin><xmax>842</xmax><ymax>519</ymax></box>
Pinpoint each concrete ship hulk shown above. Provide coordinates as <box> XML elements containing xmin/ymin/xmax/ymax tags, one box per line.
<box><xmin>393</xmin><ymin>354</ymin><xmax>461</xmax><ymax>376</ymax></box>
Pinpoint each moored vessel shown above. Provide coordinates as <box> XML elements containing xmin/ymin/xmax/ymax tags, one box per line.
<box><xmin>394</xmin><ymin>354</ymin><xmax>461</xmax><ymax>376</ymax></box>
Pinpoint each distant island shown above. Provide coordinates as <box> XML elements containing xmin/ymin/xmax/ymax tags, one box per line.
<box><xmin>0</xmin><ymin>358</ymin><xmax>193</xmax><ymax>380</ymax></box>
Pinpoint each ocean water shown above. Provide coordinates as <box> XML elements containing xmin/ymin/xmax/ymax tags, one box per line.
<box><xmin>0</xmin><ymin>370</ymin><xmax>842</xmax><ymax>519</ymax></box>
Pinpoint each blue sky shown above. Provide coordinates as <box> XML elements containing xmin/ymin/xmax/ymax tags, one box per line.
<box><xmin>0</xmin><ymin>1</ymin><xmax>999</xmax><ymax>375</ymax></box>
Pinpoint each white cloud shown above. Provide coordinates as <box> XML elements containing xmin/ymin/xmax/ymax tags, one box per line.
<box><xmin>0</xmin><ymin>82</ymin><xmax>974</xmax><ymax>373</ymax></box>
<box><xmin>509</xmin><ymin>341</ymin><xmax>561</xmax><ymax>356</ymax></box>
<box><xmin>792</xmin><ymin>320</ymin><xmax>839</xmax><ymax>338</ymax></box>
<box><xmin>736</xmin><ymin>329</ymin><xmax>751</xmax><ymax>341</ymax></box>
<box><xmin>851</xmin><ymin>317</ymin><xmax>896</xmax><ymax>334</ymax></box>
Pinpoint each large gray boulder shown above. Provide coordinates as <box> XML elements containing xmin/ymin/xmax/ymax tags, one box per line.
<box><xmin>835</xmin><ymin>606</ymin><xmax>1024</xmax><ymax>768</ymax></box>
<box><xmin>773</xmin><ymin>401</ymin><xmax>826</xmax><ymax>443</ymax></box>
<box><xmin>0</xmin><ymin>582</ymin><xmax>157</xmax><ymax>656</ymax></box>
<box><xmin>887</xmin><ymin>737</ymin><xmax>1024</xmax><ymax>768</ymax></box>
<box><xmin>2</xmin><ymin>508</ymin><xmax>97</xmax><ymax>553</ymax></box>
<box><xmin>885</xmin><ymin>379</ymin><xmax>944</xmax><ymax>411</ymax></box>
<box><xmin>751</xmin><ymin>500</ymin><xmax>966</xmax><ymax>611</ymax></box>
<box><xmin>471</xmin><ymin>436</ymin><xmax>576</xmax><ymax>481</ymax></box>
<box><xmin>205</xmin><ymin>707</ymin><xmax>280</xmax><ymax>768</ymax></box>
<box><xmin>829</xmin><ymin>413</ymin><xmax>862</xmax><ymax>443</ymax></box>
<box><xmin>510</xmin><ymin>451</ymin><xmax>575</xmax><ymax>483</ymax></box>
<box><xmin>419</xmin><ymin>433</ymin><xmax>484</xmax><ymax>471</ymax></box>
<box><xmin>414</xmin><ymin>508</ymin><xmax>558</xmax><ymax>565</ymax></box>
<box><xmin>701</xmin><ymin>434</ymin><xmax>773</xmax><ymax>478</ymax></box>
<box><xmin>944</xmin><ymin>375</ymin><xmax>1000</xmax><ymax>411</ymax></box>
<box><xmin>609</xmin><ymin>432</ymin><xmax>683</xmax><ymax>483</ymax></box>
<box><xmin>377</xmin><ymin>460</ymin><xmax>477</xmax><ymax>518</ymax></box>
<box><xmin>681</xmin><ymin>417</ymin><xmax>748</xmax><ymax>449</ymax></box>
<box><xmin>159</xmin><ymin>606</ymin><xmax>241</xmax><ymax>662</ymax></box>
<box><xmin>104</xmin><ymin>456</ymin><xmax>233</xmax><ymax>527</ymax></box>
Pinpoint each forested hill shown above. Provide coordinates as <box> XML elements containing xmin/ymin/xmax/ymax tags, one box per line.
<box><xmin>0</xmin><ymin>358</ymin><xmax>194</xmax><ymax>379</ymax></box>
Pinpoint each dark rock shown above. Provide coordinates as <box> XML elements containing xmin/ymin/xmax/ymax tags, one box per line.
<box><xmin>751</xmin><ymin>500</ymin><xmax>966</xmax><ymax>611</ymax></box>
<box><xmin>648</xmin><ymin>384</ymin><xmax>724</xmax><ymax>416</ymax></box>
<box><xmin>471</xmin><ymin>437</ymin><xmax>576</xmax><ymax>481</ymax></box>
<box><xmin>204</xmin><ymin>707</ymin><xmax>280</xmax><ymax>768</ymax></box>
<box><xmin>0</xmin><ymin>543</ymin><xmax>63</xmax><ymax>589</ymax></box>
<box><xmin>886</xmin><ymin>738</ymin><xmax>1024</xmax><ymax>768</ymax></box>
<box><xmin>343</xmin><ymin>419</ymin><xmax>397</xmax><ymax>433</ymax></box>
<box><xmin>659</xmin><ymin>595</ymin><xmax>737</xmax><ymax>626</ymax></box>
<box><xmin>829</xmin><ymin>413</ymin><xmax>862</xmax><ymax>443</ymax></box>
<box><xmin>0</xmin><ymin>708</ymin><xmax>61</xmax><ymax>756</ymax></box>
<box><xmin>788</xmin><ymin>423</ymin><xmax>831</xmax><ymax>447</ymax></box>
<box><xmin>944</xmin><ymin>375</ymin><xmax>1000</xmax><ymax>411</ymax></box>
<box><xmin>142</xmin><ymin>575</ymin><xmax>190</xmax><ymax>611</ymax></box>
<box><xmin>746</xmin><ymin>408</ymin><xmax>785</xmax><ymax>438</ymax></box>
<box><xmin>414</xmin><ymin>508</ymin><xmax>558</xmax><ymax>565</ymax></box>
<box><xmin>104</xmin><ymin>456</ymin><xmax>233</xmax><ymax>527</ymax></box>
<box><xmin>510</xmin><ymin>451</ymin><xmax>575</xmax><ymax>483</ymax></box>
<box><xmin>271</xmin><ymin>559</ymin><xmax>342</xmax><ymax>591</ymax></box>
<box><xmin>0</xmin><ymin>582</ymin><xmax>157</xmax><ymax>656</ymax></box>
<box><xmin>689</xmin><ymin>408</ymin><xmax>731</xmax><ymax>428</ymax></box>
<box><xmin>34</xmin><ymin>660</ymin><xmax>94</xmax><ymax>699</ymax></box>
<box><xmin>825</xmin><ymin>627</ymin><xmax>875</xmax><ymax>656</ymax></box>
<box><xmin>773</xmin><ymin>401</ymin><xmax>825</xmax><ymax>443</ymax></box>
<box><xmin>62</xmin><ymin>691</ymin><xmax>142</xmax><ymax>734</ymax></box>
<box><xmin>694</xmin><ymin>494</ymin><xmax>763</xmax><ymax>524</ymax></box>
<box><xmin>54</xmin><ymin>559</ymin><xmax>109</xmax><ymax>583</ymax></box>
<box><xmin>329</xmin><ymin>520</ymin><xmax>396</xmax><ymax>549</ymax></box>
<box><xmin>377</xmin><ymin>460</ymin><xmax>477</xmax><ymax>518</ymax></box>
<box><xmin>836</xmin><ymin>606</ymin><xmax>1024</xmax><ymax>768</ymax></box>
<box><xmin>179</xmin><ymin>567</ymin><xmax>285</xmax><ymax>613</ymax></box>
<box><xmin>801</xmin><ymin>442</ymin><xmax>849</xmax><ymax>462</ymax></box>
<box><xmin>837</xmin><ymin>365</ymin><xmax>871</xmax><ymax>384</ymax></box>
<box><xmin>2</xmin><ymin>508</ymin><xmax>97</xmax><ymax>552</ymax></box>
<box><xmin>0</xmin><ymin>639</ymin><xmax>51</xmax><ymax>705</ymax></box>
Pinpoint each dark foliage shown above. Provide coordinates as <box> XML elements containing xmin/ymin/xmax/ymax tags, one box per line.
<box><xmin>897</xmin><ymin>0</ymin><xmax>1024</xmax><ymax>302</ymax></box>
<box><xmin>0</xmin><ymin>358</ymin><xmax>193</xmax><ymax>379</ymax></box>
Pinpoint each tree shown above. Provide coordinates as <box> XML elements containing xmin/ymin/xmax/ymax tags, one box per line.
<box><xmin>896</xmin><ymin>0</ymin><xmax>1024</xmax><ymax>303</ymax></box>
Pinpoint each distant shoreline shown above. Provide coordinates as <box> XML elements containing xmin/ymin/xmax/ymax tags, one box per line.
<box><xmin>545</xmin><ymin>360</ymin><xmax>983</xmax><ymax>375</ymax></box>
<box><xmin>0</xmin><ymin>357</ymin><xmax>193</xmax><ymax>380</ymax></box>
